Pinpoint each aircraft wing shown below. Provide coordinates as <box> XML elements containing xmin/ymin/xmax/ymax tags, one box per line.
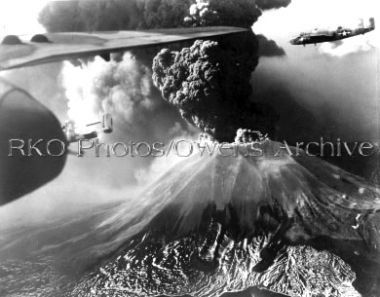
<box><xmin>0</xmin><ymin>26</ymin><xmax>247</xmax><ymax>71</ymax></box>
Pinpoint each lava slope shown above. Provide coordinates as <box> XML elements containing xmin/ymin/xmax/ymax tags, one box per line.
<box><xmin>67</xmin><ymin>140</ymin><xmax>380</xmax><ymax>297</ymax></box>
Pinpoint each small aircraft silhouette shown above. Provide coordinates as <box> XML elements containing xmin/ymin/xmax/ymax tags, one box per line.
<box><xmin>0</xmin><ymin>26</ymin><xmax>247</xmax><ymax>206</ymax></box>
<box><xmin>290</xmin><ymin>17</ymin><xmax>375</xmax><ymax>46</ymax></box>
<box><xmin>63</xmin><ymin>113</ymin><xmax>113</xmax><ymax>144</ymax></box>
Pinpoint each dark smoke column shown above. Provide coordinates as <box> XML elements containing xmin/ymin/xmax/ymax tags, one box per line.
<box><xmin>152</xmin><ymin>32</ymin><xmax>278</xmax><ymax>142</ymax></box>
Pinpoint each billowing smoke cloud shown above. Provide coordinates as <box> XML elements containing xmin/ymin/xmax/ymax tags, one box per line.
<box><xmin>185</xmin><ymin>0</ymin><xmax>261</xmax><ymax>27</ymax></box>
<box><xmin>184</xmin><ymin>0</ymin><xmax>218</xmax><ymax>26</ymax></box>
<box><xmin>39</xmin><ymin>0</ymin><xmax>193</xmax><ymax>32</ymax></box>
<box><xmin>38</xmin><ymin>0</ymin><xmax>201</xmax><ymax>143</ymax></box>
<box><xmin>38</xmin><ymin>0</ymin><xmax>289</xmax><ymax>144</ymax></box>
<box><xmin>257</xmin><ymin>34</ymin><xmax>286</xmax><ymax>56</ymax></box>
<box><xmin>319</xmin><ymin>35</ymin><xmax>376</xmax><ymax>57</ymax></box>
<box><xmin>39</xmin><ymin>0</ymin><xmax>293</xmax><ymax>32</ymax></box>
<box><xmin>152</xmin><ymin>34</ymin><xmax>278</xmax><ymax>142</ymax></box>
<box><xmin>256</xmin><ymin>0</ymin><xmax>291</xmax><ymax>10</ymax></box>
<box><xmin>61</xmin><ymin>53</ymin><xmax>158</xmax><ymax>135</ymax></box>
<box><xmin>185</xmin><ymin>0</ymin><xmax>291</xmax><ymax>27</ymax></box>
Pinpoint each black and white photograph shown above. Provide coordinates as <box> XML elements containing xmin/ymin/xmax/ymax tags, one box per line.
<box><xmin>0</xmin><ymin>0</ymin><xmax>379</xmax><ymax>296</ymax></box>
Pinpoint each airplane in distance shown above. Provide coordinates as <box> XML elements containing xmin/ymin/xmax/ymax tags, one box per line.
<box><xmin>290</xmin><ymin>17</ymin><xmax>375</xmax><ymax>46</ymax></box>
<box><xmin>63</xmin><ymin>113</ymin><xmax>113</xmax><ymax>144</ymax></box>
<box><xmin>0</xmin><ymin>26</ymin><xmax>248</xmax><ymax>206</ymax></box>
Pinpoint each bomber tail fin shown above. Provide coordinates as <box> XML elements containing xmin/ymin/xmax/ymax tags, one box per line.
<box><xmin>369</xmin><ymin>17</ymin><xmax>375</xmax><ymax>30</ymax></box>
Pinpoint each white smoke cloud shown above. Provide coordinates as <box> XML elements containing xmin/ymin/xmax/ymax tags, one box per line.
<box><xmin>60</xmin><ymin>53</ymin><xmax>157</xmax><ymax>133</ymax></box>
<box><xmin>185</xmin><ymin>0</ymin><xmax>217</xmax><ymax>26</ymax></box>
<box><xmin>134</xmin><ymin>129</ymin><xmax>200</xmax><ymax>186</ymax></box>
<box><xmin>318</xmin><ymin>35</ymin><xmax>375</xmax><ymax>57</ymax></box>
<box><xmin>317</xmin><ymin>17</ymin><xmax>378</xmax><ymax>57</ymax></box>
<box><xmin>190</xmin><ymin>0</ymin><xmax>211</xmax><ymax>16</ymax></box>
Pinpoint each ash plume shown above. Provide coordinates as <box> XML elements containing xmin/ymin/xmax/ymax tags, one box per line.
<box><xmin>39</xmin><ymin>0</ymin><xmax>293</xmax><ymax>32</ymax></box>
<box><xmin>61</xmin><ymin>53</ymin><xmax>187</xmax><ymax>143</ymax></box>
<box><xmin>185</xmin><ymin>0</ymin><xmax>292</xmax><ymax>27</ymax></box>
<box><xmin>38</xmin><ymin>0</ymin><xmax>289</xmax><ymax>143</ymax></box>
<box><xmin>256</xmin><ymin>0</ymin><xmax>291</xmax><ymax>10</ymax></box>
<box><xmin>39</xmin><ymin>0</ymin><xmax>193</xmax><ymax>32</ymax></box>
<box><xmin>152</xmin><ymin>34</ymin><xmax>278</xmax><ymax>142</ymax></box>
<box><xmin>185</xmin><ymin>0</ymin><xmax>261</xmax><ymax>27</ymax></box>
<box><xmin>257</xmin><ymin>34</ymin><xmax>286</xmax><ymax>56</ymax></box>
<box><xmin>62</xmin><ymin>53</ymin><xmax>157</xmax><ymax>134</ymax></box>
<box><xmin>184</xmin><ymin>0</ymin><xmax>218</xmax><ymax>26</ymax></box>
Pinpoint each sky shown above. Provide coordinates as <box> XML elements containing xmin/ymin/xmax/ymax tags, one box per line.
<box><xmin>254</xmin><ymin>0</ymin><xmax>380</xmax><ymax>55</ymax></box>
<box><xmin>0</xmin><ymin>0</ymin><xmax>48</xmax><ymax>39</ymax></box>
<box><xmin>252</xmin><ymin>0</ymin><xmax>379</xmax><ymax>143</ymax></box>
<box><xmin>254</xmin><ymin>0</ymin><xmax>380</xmax><ymax>37</ymax></box>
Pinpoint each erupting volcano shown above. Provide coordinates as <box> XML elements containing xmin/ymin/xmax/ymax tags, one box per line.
<box><xmin>1</xmin><ymin>1</ymin><xmax>379</xmax><ymax>297</ymax></box>
<box><xmin>1</xmin><ymin>136</ymin><xmax>380</xmax><ymax>297</ymax></box>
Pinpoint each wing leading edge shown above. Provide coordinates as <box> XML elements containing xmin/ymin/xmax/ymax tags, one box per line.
<box><xmin>0</xmin><ymin>26</ymin><xmax>247</xmax><ymax>71</ymax></box>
